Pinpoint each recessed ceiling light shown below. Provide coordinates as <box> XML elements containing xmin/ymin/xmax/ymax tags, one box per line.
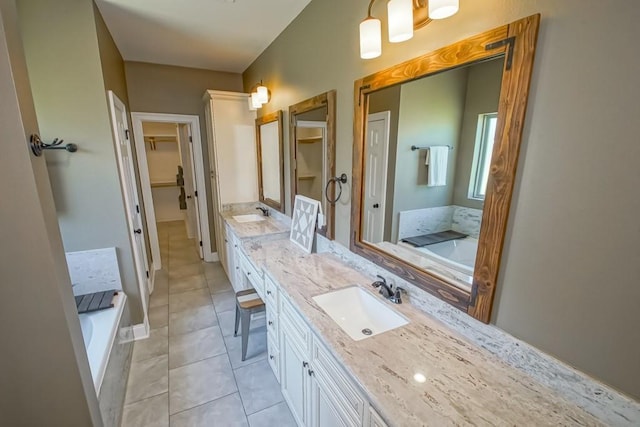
<box><xmin>413</xmin><ymin>373</ymin><xmax>427</xmax><ymax>383</ymax></box>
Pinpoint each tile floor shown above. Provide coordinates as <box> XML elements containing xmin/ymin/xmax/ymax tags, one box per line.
<box><xmin>121</xmin><ymin>220</ymin><xmax>296</xmax><ymax>427</ymax></box>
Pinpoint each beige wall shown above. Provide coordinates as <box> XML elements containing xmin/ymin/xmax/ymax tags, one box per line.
<box><xmin>244</xmin><ymin>0</ymin><xmax>640</xmax><ymax>399</ymax></box>
<box><xmin>452</xmin><ymin>58</ymin><xmax>503</xmax><ymax>209</ymax></box>
<box><xmin>0</xmin><ymin>0</ymin><xmax>101</xmax><ymax>424</ymax></box>
<box><xmin>124</xmin><ymin>61</ymin><xmax>243</xmax><ymax>251</ymax></box>
<box><xmin>17</xmin><ymin>0</ymin><xmax>144</xmax><ymax>323</ymax></box>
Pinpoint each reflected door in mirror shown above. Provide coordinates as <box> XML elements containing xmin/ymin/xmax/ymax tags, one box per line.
<box><xmin>363</xmin><ymin>111</ymin><xmax>390</xmax><ymax>243</ymax></box>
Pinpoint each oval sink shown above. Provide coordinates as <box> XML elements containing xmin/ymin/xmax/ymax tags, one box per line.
<box><xmin>232</xmin><ymin>214</ymin><xmax>266</xmax><ymax>223</ymax></box>
<box><xmin>312</xmin><ymin>286</ymin><xmax>409</xmax><ymax>341</ymax></box>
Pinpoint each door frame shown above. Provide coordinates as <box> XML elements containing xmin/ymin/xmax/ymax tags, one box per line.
<box><xmin>107</xmin><ymin>91</ymin><xmax>151</xmax><ymax>331</ymax></box>
<box><xmin>131</xmin><ymin>112</ymin><xmax>214</xmax><ymax>269</ymax></box>
<box><xmin>363</xmin><ymin>111</ymin><xmax>390</xmax><ymax>243</ymax></box>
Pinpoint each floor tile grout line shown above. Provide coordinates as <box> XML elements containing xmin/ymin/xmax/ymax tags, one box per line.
<box><xmin>167</xmin><ymin>389</ymin><xmax>242</xmax><ymax>419</ymax></box>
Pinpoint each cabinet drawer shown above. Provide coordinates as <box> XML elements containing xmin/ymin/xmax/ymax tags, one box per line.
<box><xmin>267</xmin><ymin>335</ymin><xmax>280</xmax><ymax>383</ymax></box>
<box><xmin>264</xmin><ymin>274</ymin><xmax>279</xmax><ymax>310</ymax></box>
<box><xmin>280</xmin><ymin>296</ymin><xmax>311</xmax><ymax>353</ymax></box>
<box><xmin>312</xmin><ymin>337</ymin><xmax>366</xmax><ymax>425</ymax></box>
<box><xmin>238</xmin><ymin>251</ymin><xmax>264</xmax><ymax>298</ymax></box>
<box><xmin>266</xmin><ymin>306</ymin><xmax>279</xmax><ymax>343</ymax></box>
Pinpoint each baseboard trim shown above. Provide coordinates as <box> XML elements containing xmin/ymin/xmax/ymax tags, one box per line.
<box><xmin>132</xmin><ymin>321</ymin><xmax>149</xmax><ymax>340</ymax></box>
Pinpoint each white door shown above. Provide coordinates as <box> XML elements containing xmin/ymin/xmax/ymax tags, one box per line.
<box><xmin>363</xmin><ymin>112</ymin><xmax>390</xmax><ymax>244</ymax></box>
<box><xmin>108</xmin><ymin>91</ymin><xmax>152</xmax><ymax>308</ymax></box>
<box><xmin>280</xmin><ymin>321</ymin><xmax>308</xmax><ymax>427</ymax></box>
<box><xmin>178</xmin><ymin>123</ymin><xmax>203</xmax><ymax>258</ymax></box>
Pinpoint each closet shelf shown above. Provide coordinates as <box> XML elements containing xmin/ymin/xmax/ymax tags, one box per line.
<box><xmin>151</xmin><ymin>181</ymin><xmax>178</xmax><ymax>188</ymax></box>
<box><xmin>297</xmin><ymin>136</ymin><xmax>322</xmax><ymax>143</ymax></box>
<box><xmin>298</xmin><ymin>175</ymin><xmax>316</xmax><ymax>180</ymax></box>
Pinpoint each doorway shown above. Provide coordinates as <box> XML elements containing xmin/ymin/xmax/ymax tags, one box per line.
<box><xmin>131</xmin><ymin>113</ymin><xmax>213</xmax><ymax>272</ymax></box>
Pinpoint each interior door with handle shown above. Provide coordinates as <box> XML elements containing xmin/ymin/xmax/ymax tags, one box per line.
<box><xmin>362</xmin><ymin>111</ymin><xmax>390</xmax><ymax>244</ymax></box>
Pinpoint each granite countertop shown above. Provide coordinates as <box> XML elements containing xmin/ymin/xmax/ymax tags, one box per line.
<box><xmin>243</xmin><ymin>236</ymin><xmax>602</xmax><ymax>426</ymax></box>
<box><xmin>221</xmin><ymin>209</ymin><xmax>290</xmax><ymax>239</ymax></box>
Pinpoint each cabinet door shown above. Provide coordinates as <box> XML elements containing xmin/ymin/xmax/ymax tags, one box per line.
<box><xmin>310</xmin><ymin>376</ymin><xmax>351</xmax><ymax>427</ymax></box>
<box><xmin>280</xmin><ymin>319</ymin><xmax>308</xmax><ymax>426</ymax></box>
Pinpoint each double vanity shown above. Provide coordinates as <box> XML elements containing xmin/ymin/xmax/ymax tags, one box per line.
<box><xmin>216</xmin><ymin>206</ymin><xmax>607</xmax><ymax>426</ymax></box>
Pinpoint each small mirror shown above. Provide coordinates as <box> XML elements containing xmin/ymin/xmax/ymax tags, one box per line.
<box><xmin>290</xmin><ymin>91</ymin><xmax>337</xmax><ymax>239</ymax></box>
<box><xmin>256</xmin><ymin>111</ymin><xmax>285</xmax><ymax>212</ymax></box>
<box><xmin>352</xmin><ymin>16</ymin><xmax>540</xmax><ymax>322</ymax></box>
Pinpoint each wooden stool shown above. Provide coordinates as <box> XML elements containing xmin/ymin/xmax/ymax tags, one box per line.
<box><xmin>234</xmin><ymin>289</ymin><xmax>266</xmax><ymax>361</ymax></box>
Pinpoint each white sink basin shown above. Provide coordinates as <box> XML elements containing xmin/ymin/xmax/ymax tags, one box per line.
<box><xmin>232</xmin><ymin>214</ymin><xmax>266</xmax><ymax>223</ymax></box>
<box><xmin>312</xmin><ymin>286</ymin><xmax>409</xmax><ymax>341</ymax></box>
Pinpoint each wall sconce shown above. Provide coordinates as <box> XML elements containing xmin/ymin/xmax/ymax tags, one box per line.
<box><xmin>249</xmin><ymin>81</ymin><xmax>270</xmax><ymax>111</ymax></box>
<box><xmin>359</xmin><ymin>0</ymin><xmax>459</xmax><ymax>59</ymax></box>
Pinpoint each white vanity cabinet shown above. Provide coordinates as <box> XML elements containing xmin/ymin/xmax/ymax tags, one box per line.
<box><xmin>276</xmin><ymin>284</ymin><xmax>374</xmax><ymax>427</ymax></box>
<box><xmin>223</xmin><ymin>223</ymin><xmax>242</xmax><ymax>292</ymax></box>
<box><xmin>203</xmin><ymin>90</ymin><xmax>258</xmax><ymax>272</ymax></box>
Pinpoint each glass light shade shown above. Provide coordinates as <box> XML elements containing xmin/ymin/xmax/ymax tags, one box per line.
<box><xmin>250</xmin><ymin>92</ymin><xmax>261</xmax><ymax>109</ymax></box>
<box><xmin>257</xmin><ymin>85</ymin><xmax>269</xmax><ymax>104</ymax></box>
<box><xmin>428</xmin><ymin>0</ymin><xmax>459</xmax><ymax>20</ymax></box>
<box><xmin>359</xmin><ymin>18</ymin><xmax>382</xmax><ymax>59</ymax></box>
<box><xmin>387</xmin><ymin>0</ymin><xmax>413</xmax><ymax>43</ymax></box>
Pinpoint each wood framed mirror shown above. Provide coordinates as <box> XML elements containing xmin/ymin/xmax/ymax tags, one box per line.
<box><xmin>256</xmin><ymin>110</ymin><xmax>285</xmax><ymax>212</ymax></box>
<box><xmin>351</xmin><ymin>15</ymin><xmax>540</xmax><ymax>323</ymax></box>
<box><xmin>289</xmin><ymin>90</ymin><xmax>337</xmax><ymax>239</ymax></box>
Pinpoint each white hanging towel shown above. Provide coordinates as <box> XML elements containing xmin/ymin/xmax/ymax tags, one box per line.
<box><xmin>426</xmin><ymin>146</ymin><xmax>448</xmax><ymax>187</ymax></box>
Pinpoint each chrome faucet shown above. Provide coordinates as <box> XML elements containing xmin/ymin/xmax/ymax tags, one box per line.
<box><xmin>256</xmin><ymin>207</ymin><xmax>269</xmax><ymax>217</ymax></box>
<box><xmin>371</xmin><ymin>275</ymin><xmax>405</xmax><ymax>304</ymax></box>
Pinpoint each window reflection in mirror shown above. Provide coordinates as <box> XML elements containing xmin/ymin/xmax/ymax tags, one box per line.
<box><xmin>362</xmin><ymin>57</ymin><xmax>504</xmax><ymax>291</ymax></box>
<box><xmin>256</xmin><ymin>111</ymin><xmax>284</xmax><ymax>212</ymax></box>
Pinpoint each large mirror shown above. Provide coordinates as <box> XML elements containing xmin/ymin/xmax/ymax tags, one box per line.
<box><xmin>351</xmin><ymin>15</ymin><xmax>540</xmax><ymax>323</ymax></box>
<box><xmin>290</xmin><ymin>90</ymin><xmax>337</xmax><ymax>239</ymax></box>
<box><xmin>256</xmin><ymin>111</ymin><xmax>285</xmax><ymax>212</ymax></box>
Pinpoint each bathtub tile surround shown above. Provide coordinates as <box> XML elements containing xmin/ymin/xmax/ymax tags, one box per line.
<box><xmin>121</xmin><ymin>221</ymin><xmax>295</xmax><ymax>427</ymax></box>
<box><xmin>451</xmin><ymin>206</ymin><xmax>484</xmax><ymax>238</ymax></box>
<box><xmin>66</xmin><ymin>247</ymin><xmax>123</xmax><ymax>295</ymax></box>
<box><xmin>98</xmin><ymin>300</ymin><xmax>133</xmax><ymax>427</ymax></box>
<box><xmin>397</xmin><ymin>205</ymin><xmax>483</xmax><ymax>241</ymax></box>
<box><xmin>397</xmin><ymin>205</ymin><xmax>453</xmax><ymax>241</ymax></box>
<box><xmin>315</xmin><ymin>235</ymin><xmax>640</xmax><ymax>425</ymax></box>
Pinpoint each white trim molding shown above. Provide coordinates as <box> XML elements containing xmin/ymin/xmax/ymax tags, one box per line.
<box><xmin>131</xmin><ymin>112</ymin><xmax>214</xmax><ymax>268</ymax></box>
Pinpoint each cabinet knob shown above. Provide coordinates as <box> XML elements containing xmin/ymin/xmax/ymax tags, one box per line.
<box><xmin>268</xmin><ymin>321</ymin><xmax>273</xmax><ymax>326</ymax></box>
<box><xmin>308</xmin><ymin>369</ymin><xmax>315</xmax><ymax>377</ymax></box>
<box><xmin>267</xmin><ymin>290</ymin><xmax>272</xmax><ymax>295</ymax></box>
<box><xmin>302</xmin><ymin>361</ymin><xmax>309</xmax><ymax>368</ymax></box>
<box><xmin>269</xmin><ymin>355</ymin><xmax>275</xmax><ymax>360</ymax></box>
<box><xmin>247</xmin><ymin>271</ymin><xmax>251</xmax><ymax>276</ymax></box>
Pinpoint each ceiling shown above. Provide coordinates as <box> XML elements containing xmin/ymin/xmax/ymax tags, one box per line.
<box><xmin>95</xmin><ymin>0</ymin><xmax>312</xmax><ymax>73</ymax></box>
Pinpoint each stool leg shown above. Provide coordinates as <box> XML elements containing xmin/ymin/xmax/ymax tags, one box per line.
<box><xmin>241</xmin><ymin>310</ymin><xmax>251</xmax><ymax>361</ymax></box>
<box><xmin>234</xmin><ymin>305</ymin><xmax>240</xmax><ymax>337</ymax></box>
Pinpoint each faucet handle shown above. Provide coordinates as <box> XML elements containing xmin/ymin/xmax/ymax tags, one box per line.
<box><xmin>371</xmin><ymin>275</ymin><xmax>386</xmax><ymax>288</ymax></box>
<box><xmin>390</xmin><ymin>286</ymin><xmax>405</xmax><ymax>304</ymax></box>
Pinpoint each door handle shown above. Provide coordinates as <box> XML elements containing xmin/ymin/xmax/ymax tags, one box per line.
<box><xmin>187</xmin><ymin>195</ymin><xmax>192</xmax><ymax>199</ymax></box>
<box><xmin>373</xmin><ymin>203</ymin><xmax>379</xmax><ymax>208</ymax></box>
<box><xmin>133</xmin><ymin>228</ymin><xmax>142</xmax><ymax>234</ymax></box>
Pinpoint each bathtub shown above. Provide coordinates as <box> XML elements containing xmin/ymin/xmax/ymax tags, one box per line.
<box><xmin>79</xmin><ymin>291</ymin><xmax>127</xmax><ymax>394</ymax></box>
<box><xmin>401</xmin><ymin>237</ymin><xmax>478</xmax><ymax>276</ymax></box>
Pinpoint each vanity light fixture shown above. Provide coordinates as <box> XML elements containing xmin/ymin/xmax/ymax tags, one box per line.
<box><xmin>359</xmin><ymin>0</ymin><xmax>459</xmax><ymax>59</ymax></box>
<box><xmin>249</xmin><ymin>81</ymin><xmax>271</xmax><ymax>110</ymax></box>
